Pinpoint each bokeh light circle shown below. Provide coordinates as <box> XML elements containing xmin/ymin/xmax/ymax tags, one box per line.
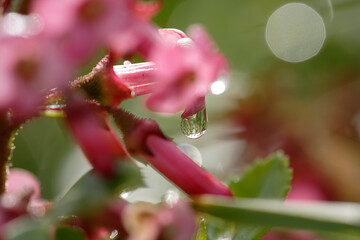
<box><xmin>265</xmin><ymin>3</ymin><xmax>326</xmax><ymax>63</ymax></box>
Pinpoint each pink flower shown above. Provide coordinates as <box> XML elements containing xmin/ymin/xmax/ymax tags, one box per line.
<box><xmin>122</xmin><ymin>201</ymin><xmax>196</xmax><ymax>240</ymax></box>
<box><xmin>113</xmin><ymin>62</ymin><xmax>157</xmax><ymax>96</ymax></box>
<box><xmin>0</xmin><ymin>169</ymin><xmax>50</xmax><ymax>229</ymax></box>
<box><xmin>0</xmin><ymin>35</ymin><xmax>70</xmax><ymax>120</ymax></box>
<box><xmin>65</xmin><ymin>100</ymin><xmax>128</xmax><ymax>176</ymax></box>
<box><xmin>6</xmin><ymin>169</ymin><xmax>41</xmax><ymax>201</ymax></box>
<box><xmin>31</xmin><ymin>0</ymin><xmax>139</xmax><ymax>63</ymax></box>
<box><xmin>146</xmin><ymin>25</ymin><xmax>227</xmax><ymax>113</ymax></box>
<box><xmin>112</xmin><ymin>27</ymin><xmax>227</xmax><ymax>115</ymax></box>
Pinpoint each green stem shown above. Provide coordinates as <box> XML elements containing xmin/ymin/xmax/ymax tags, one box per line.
<box><xmin>193</xmin><ymin>195</ymin><xmax>360</xmax><ymax>233</ymax></box>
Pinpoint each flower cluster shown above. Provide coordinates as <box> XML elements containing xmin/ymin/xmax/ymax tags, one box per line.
<box><xmin>0</xmin><ymin>0</ymin><xmax>230</xmax><ymax>239</ymax></box>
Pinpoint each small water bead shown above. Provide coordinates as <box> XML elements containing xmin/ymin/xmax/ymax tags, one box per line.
<box><xmin>162</xmin><ymin>189</ymin><xmax>180</xmax><ymax>207</ymax></box>
<box><xmin>181</xmin><ymin>108</ymin><xmax>208</xmax><ymax>139</ymax></box>
<box><xmin>177</xmin><ymin>143</ymin><xmax>203</xmax><ymax>166</ymax></box>
<box><xmin>110</xmin><ymin>230</ymin><xmax>118</xmax><ymax>239</ymax></box>
<box><xmin>120</xmin><ymin>190</ymin><xmax>132</xmax><ymax>199</ymax></box>
<box><xmin>123</xmin><ymin>60</ymin><xmax>132</xmax><ymax>65</ymax></box>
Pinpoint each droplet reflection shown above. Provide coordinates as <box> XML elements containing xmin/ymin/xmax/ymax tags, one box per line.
<box><xmin>177</xmin><ymin>143</ymin><xmax>203</xmax><ymax>166</ymax></box>
<box><xmin>181</xmin><ymin>108</ymin><xmax>208</xmax><ymax>139</ymax></box>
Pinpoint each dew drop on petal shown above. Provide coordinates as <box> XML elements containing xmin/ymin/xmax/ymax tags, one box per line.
<box><xmin>110</xmin><ymin>230</ymin><xmax>118</xmax><ymax>239</ymax></box>
<box><xmin>181</xmin><ymin>108</ymin><xmax>208</xmax><ymax>139</ymax></box>
<box><xmin>177</xmin><ymin>143</ymin><xmax>203</xmax><ymax>166</ymax></box>
<box><xmin>123</xmin><ymin>60</ymin><xmax>132</xmax><ymax>65</ymax></box>
<box><xmin>162</xmin><ymin>189</ymin><xmax>180</xmax><ymax>207</ymax></box>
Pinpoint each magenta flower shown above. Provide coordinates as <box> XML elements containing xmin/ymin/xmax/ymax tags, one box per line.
<box><xmin>146</xmin><ymin>25</ymin><xmax>227</xmax><ymax>113</ymax></box>
<box><xmin>31</xmin><ymin>0</ymin><xmax>141</xmax><ymax>63</ymax></box>
<box><xmin>0</xmin><ymin>169</ymin><xmax>49</xmax><ymax>230</ymax></box>
<box><xmin>6</xmin><ymin>169</ymin><xmax>41</xmax><ymax>201</ymax></box>
<box><xmin>113</xmin><ymin>62</ymin><xmax>157</xmax><ymax>97</ymax></box>
<box><xmin>112</xmin><ymin>27</ymin><xmax>227</xmax><ymax>115</ymax></box>
<box><xmin>0</xmin><ymin>36</ymin><xmax>70</xmax><ymax>120</ymax></box>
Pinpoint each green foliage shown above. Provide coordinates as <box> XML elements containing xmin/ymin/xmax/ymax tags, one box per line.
<box><xmin>50</xmin><ymin>161</ymin><xmax>143</xmax><ymax>217</ymax></box>
<box><xmin>228</xmin><ymin>151</ymin><xmax>292</xmax><ymax>199</ymax></box>
<box><xmin>55</xmin><ymin>227</ymin><xmax>86</xmax><ymax>240</ymax></box>
<box><xmin>228</xmin><ymin>151</ymin><xmax>292</xmax><ymax>240</ymax></box>
<box><xmin>201</xmin><ymin>151</ymin><xmax>292</xmax><ymax>240</ymax></box>
<box><xmin>193</xmin><ymin>197</ymin><xmax>360</xmax><ymax>233</ymax></box>
<box><xmin>194</xmin><ymin>219</ymin><xmax>207</xmax><ymax>240</ymax></box>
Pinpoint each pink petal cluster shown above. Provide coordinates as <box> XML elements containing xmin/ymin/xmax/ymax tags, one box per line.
<box><xmin>0</xmin><ymin>36</ymin><xmax>70</xmax><ymax>120</ymax></box>
<box><xmin>0</xmin><ymin>169</ymin><xmax>50</xmax><ymax>235</ymax></box>
<box><xmin>112</xmin><ymin>27</ymin><xmax>227</xmax><ymax>115</ymax></box>
<box><xmin>147</xmin><ymin>26</ymin><xmax>227</xmax><ymax>113</ymax></box>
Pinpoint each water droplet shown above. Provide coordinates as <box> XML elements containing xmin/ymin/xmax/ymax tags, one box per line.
<box><xmin>181</xmin><ymin>108</ymin><xmax>208</xmax><ymax>139</ymax></box>
<box><xmin>177</xmin><ymin>143</ymin><xmax>202</xmax><ymax>166</ymax></box>
<box><xmin>110</xmin><ymin>230</ymin><xmax>118</xmax><ymax>239</ymax></box>
<box><xmin>120</xmin><ymin>190</ymin><xmax>132</xmax><ymax>199</ymax></box>
<box><xmin>123</xmin><ymin>60</ymin><xmax>132</xmax><ymax>65</ymax></box>
<box><xmin>162</xmin><ymin>189</ymin><xmax>180</xmax><ymax>207</ymax></box>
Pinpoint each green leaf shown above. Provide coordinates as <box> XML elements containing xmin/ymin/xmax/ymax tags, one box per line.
<box><xmin>50</xmin><ymin>161</ymin><xmax>143</xmax><ymax>218</ymax></box>
<box><xmin>55</xmin><ymin>226</ymin><xmax>85</xmax><ymax>240</ymax></box>
<box><xmin>4</xmin><ymin>218</ymin><xmax>51</xmax><ymax>240</ymax></box>
<box><xmin>227</xmin><ymin>151</ymin><xmax>292</xmax><ymax>240</ymax></box>
<box><xmin>193</xmin><ymin>196</ymin><xmax>360</xmax><ymax>233</ymax></box>
<box><xmin>228</xmin><ymin>151</ymin><xmax>292</xmax><ymax>199</ymax></box>
<box><xmin>194</xmin><ymin>218</ymin><xmax>207</xmax><ymax>240</ymax></box>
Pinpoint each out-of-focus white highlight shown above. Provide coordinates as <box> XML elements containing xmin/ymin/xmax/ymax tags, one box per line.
<box><xmin>163</xmin><ymin>189</ymin><xmax>180</xmax><ymax>207</ymax></box>
<box><xmin>211</xmin><ymin>79</ymin><xmax>227</xmax><ymax>95</ymax></box>
<box><xmin>177</xmin><ymin>37</ymin><xmax>193</xmax><ymax>48</ymax></box>
<box><xmin>110</xmin><ymin>230</ymin><xmax>118</xmax><ymax>239</ymax></box>
<box><xmin>265</xmin><ymin>3</ymin><xmax>326</xmax><ymax>63</ymax></box>
<box><xmin>2</xmin><ymin>13</ymin><xmax>43</xmax><ymax>38</ymax></box>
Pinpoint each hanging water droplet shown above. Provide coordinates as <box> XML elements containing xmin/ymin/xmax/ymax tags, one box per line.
<box><xmin>177</xmin><ymin>143</ymin><xmax>202</xmax><ymax>166</ymax></box>
<box><xmin>181</xmin><ymin>108</ymin><xmax>208</xmax><ymax>139</ymax></box>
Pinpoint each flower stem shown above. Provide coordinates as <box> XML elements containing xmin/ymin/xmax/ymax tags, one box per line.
<box><xmin>0</xmin><ymin>112</ymin><xmax>16</xmax><ymax>194</ymax></box>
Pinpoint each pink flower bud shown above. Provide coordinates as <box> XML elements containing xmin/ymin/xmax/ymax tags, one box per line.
<box><xmin>146</xmin><ymin>135</ymin><xmax>233</xmax><ymax>197</ymax></box>
<box><xmin>65</xmin><ymin>100</ymin><xmax>128</xmax><ymax>176</ymax></box>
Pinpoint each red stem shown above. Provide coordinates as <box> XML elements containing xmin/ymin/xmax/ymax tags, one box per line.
<box><xmin>146</xmin><ymin>134</ymin><xmax>233</xmax><ymax>197</ymax></box>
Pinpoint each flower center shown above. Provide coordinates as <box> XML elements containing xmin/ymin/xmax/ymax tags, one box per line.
<box><xmin>79</xmin><ymin>0</ymin><xmax>105</xmax><ymax>22</ymax></box>
<box><xmin>15</xmin><ymin>59</ymin><xmax>38</xmax><ymax>82</ymax></box>
<box><xmin>176</xmin><ymin>72</ymin><xmax>196</xmax><ymax>89</ymax></box>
